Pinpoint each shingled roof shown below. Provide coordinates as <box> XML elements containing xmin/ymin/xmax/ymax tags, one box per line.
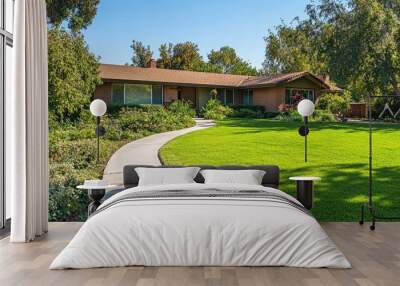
<box><xmin>99</xmin><ymin>64</ymin><xmax>253</xmax><ymax>87</ymax></box>
<box><xmin>240</xmin><ymin>71</ymin><xmax>341</xmax><ymax>91</ymax></box>
<box><xmin>99</xmin><ymin>64</ymin><xmax>340</xmax><ymax>91</ymax></box>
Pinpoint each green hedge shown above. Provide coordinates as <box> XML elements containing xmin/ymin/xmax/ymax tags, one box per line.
<box><xmin>312</xmin><ymin>109</ymin><xmax>336</xmax><ymax>122</ymax></box>
<box><xmin>230</xmin><ymin>105</ymin><xmax>266</xmax><ymax>113</ymax></box>
<box><xmin>228</xmin><ymin>106</ymin><xmax>278</xmax><ymax>119</ymax></box>
<box><xmin>106</xmin><ymin>103</ymin><xmax>144</xmax><ymax>114</ymax></box>
<box><xmin>264</xmin><ymin>112</ymin><xmax>281</xmax><ymax>118</ymax></box>
<box><xmin>272</xmin><ymin>109</ymin><xmax>336</xmax><ymax>122</ymax></box>
<box><xmin>230</xmin><ymin>108</ymin><xmax>264</xmax><ymax>118</ymax></box>
<box><xmin>273</xmin><ymin>110</ymin><xmax>303</xmax><ymax>122</ymax></box>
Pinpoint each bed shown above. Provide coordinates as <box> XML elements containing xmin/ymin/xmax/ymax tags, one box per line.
<box><xmin>50</xmin><ymin>165</ymin><xmax>351</xmax><ymax>269</ymax></box>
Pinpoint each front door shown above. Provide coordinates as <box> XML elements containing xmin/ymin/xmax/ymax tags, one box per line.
<box><xmin>178</xmin><ymin>87</ymin><xmax>196</xmax><ymax>108</ymax></box>
<box><xmin>197</xmin><ymin>88</ymin><xmax>212</xmax><ymax>111</ymax></box>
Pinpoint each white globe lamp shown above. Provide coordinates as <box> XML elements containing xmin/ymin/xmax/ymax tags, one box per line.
<box><xmin>90</xmin><ymin>99</ymin><xmax>107</xmax><ymax>162</ymax></box>
<box><xmin>297</xmin><ymin>99</ymin><xmax>315</xmax><ymax>162</ymax></box>
<box><xmin>90</xmin><ymin>99</ymin><xmax>107</xmax><ymax>117</ymax></box>
<box><xmin>297</xmin><ymin>99</ymin><xmax>315</xmax><ymax>117</ymax></box>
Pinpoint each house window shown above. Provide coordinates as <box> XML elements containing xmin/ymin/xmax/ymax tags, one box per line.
<box><xmin>111</xmin><ymin>84</ymin><xmax>124</xmax><ymax>105</ymax></box>
<box><xmin>216</xmin><ymin>88</ymin><xmax>225</xmax><ymax>103</ymax></box>
<box><xmin>125</xmin><ymin>84</ymin><xmax>152</xmax><ymax>105</ymax></box>
<box><xmin>285</xmin><ymin>89</ymin><xmax>315</xmax><ymax>105</ymax></box>
<box><xmin>225</xmin><ymin>89</ymin><xmax>234</xmax><ymax>105</ymax></box>
<box><xmin>111</xmin><ymin>83</ymin><xmax>163</xmax><ymax>105</ymax></box>
<box><xmin>241</xmin><ymin>89</ymin><xmax>253</xmax><ymax>105</ymax></box>
<box><xmin>152</xmin><ymin>85</ymin><xmax>163</xmax><ymax>105</ymax></box>
<box><xmin>214</xmin><ymin>88</ymin><xmax>234</xmax><ymax>105</ymax></box>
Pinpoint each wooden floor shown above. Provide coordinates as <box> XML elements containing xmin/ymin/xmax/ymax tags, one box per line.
<box><xmin>0</xmin><ymin>222</ymin><xmax>399</xmax><ymax>286</ymax></box>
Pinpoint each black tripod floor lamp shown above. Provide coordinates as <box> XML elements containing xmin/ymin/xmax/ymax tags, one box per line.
<box><xmin>90</xmin><ymin>99</ymin><xmax>107</xmax><ymax>162</ymax></box>
<box><xmin>359</xmin><ymin>94</ymin><xmax>400</xmax><ymax>230</ymax></box>
<box><xmin>297</xmin><ymin>99</ymin><xmax>315</xmax><ymax>162</ymax></box>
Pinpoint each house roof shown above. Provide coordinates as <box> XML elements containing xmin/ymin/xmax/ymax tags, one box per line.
<box><xmin>240</xmin><ymin>71</ymin><xmax>342</xmax><ymax>91</ymax></box>
<box><xmin>240</xmin><ymin>71</ymin><xmax>314</xmax><ymax>87</ymax></box>
<box><xmin>99</xmin><ymin>64</ymin><xmax>340</xmax><ymax>91</ymax></box>
<box><xmin>99</xmin><ymin>64</ymin><xmax>252</xmax><ymax>87</ymax></box>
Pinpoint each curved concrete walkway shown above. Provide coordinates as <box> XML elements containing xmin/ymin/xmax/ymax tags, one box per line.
<box><xmin>103</xmin><ymin>119</ymin><xmax>214</xmax><ymax>185</ymax></box>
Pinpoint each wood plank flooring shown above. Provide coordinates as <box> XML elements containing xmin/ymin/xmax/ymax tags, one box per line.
<box><xmin>0</xmin><ymin>222</ymin><xmax>399</xmax><ymax>286</ymax></box>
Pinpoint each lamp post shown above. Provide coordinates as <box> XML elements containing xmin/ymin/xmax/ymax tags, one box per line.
<box><xmin>90</xmin><ymin>99</ymin><xmax>107</xmax><ymax>162</ymax></box>
<box><xmin>297</xmin><ymin>99</ymin><xmax>315</xmax><ymax>162</ymax></box>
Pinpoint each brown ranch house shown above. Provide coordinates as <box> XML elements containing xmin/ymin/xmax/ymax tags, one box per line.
<box><xmin>94</xmin><ymin>61</ymin><xmax>341</xmax><ymax>112</ymax></box>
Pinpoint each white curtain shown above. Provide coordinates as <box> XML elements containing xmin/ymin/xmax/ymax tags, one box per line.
<box><xmin>8</xmin><ymin>0</ymin><xmax>49</xmax><ymax>242</ymax></box>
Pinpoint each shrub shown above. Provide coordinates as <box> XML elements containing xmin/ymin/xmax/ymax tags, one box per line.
<box><xmin>201</xmin><ymin>99</ymin><xmax>233</xmax><ymax>120</ymax></box>
<box><xmin>49</xmin><ymin>163</ymin><xmax>91</xmax><ymax>221</ymax></box>
<box><xmin>48</xmin><ymin>139</ymin><xmax>126</xmax><ymax>222</ymax></box>
<box><xmin>230</xmin><ymin>105</ymin><xmax>266</xmax><ymax>113</ymax></box>
<box><xmin>231</xmin><ymin>108</ymin><xmax>264</xmax><ymax>118</ymax></box>
<box><xmin>264</xmin><ymin>112</ymin><xmax>280</xmax><ymax>119</ymax></box>
<box><xmin>107</xmin><ymin>103</ymin><xmax>142</xmax><ymax>114</ymax></box>
<box><xmin>272</xmin><ymin>109</ymin><xmax>335</xmax><ymax>122</ymax></box>
<box><xmin>274</xmin><ymin>110</ymin><xmax>303</xmax><ymax>122</ymax></box>
<box><xmin>168</xmin><ymin>100</ymin><xmax>196</xmax><ymax>118</ymax></box>
<box><xmin>117</xmin><ymin>107</ymin><xmax>194</xmax><ymax>133</ymax></box>
<box><xmin>312</xmin><ymin>109</ymin><xmax>336</xmax><ymax>122</ymax></box>
<box><xmin>139</xmin><ymin>104</ymin><xmax>165</xmax><ymax>113</ymax></box>
<box><xmin>229</xmin><ymin>105</ymin><xmax>266</xmax><ymax>118</ymax></box>
<box><xmin>316</xmin><ymin>91</ymin><xmax>351</xmax><ymax>116</ymax></box>
<box><xmin>49</xmin><ymin>106</ymin><xmax>196</xmax><ymax>221</ymax></box>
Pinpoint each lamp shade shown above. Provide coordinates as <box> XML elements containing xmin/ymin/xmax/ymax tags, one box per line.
<box><xmin>297</xmin><ymin>99</ymin><xmax>315</xmax><ymax>117</ymax></box>
<box><xmin>90</xmin><ymin>99</ymin><xmax>107</xmax><ymax>117</ymax></box>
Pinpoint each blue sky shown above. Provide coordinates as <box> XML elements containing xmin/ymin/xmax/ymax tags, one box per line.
<box><xmin>84</xmin><ymin>0</ymin><xmax>309</xmax><ymax>69</ymax></box>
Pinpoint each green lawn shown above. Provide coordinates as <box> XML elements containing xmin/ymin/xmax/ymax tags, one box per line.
<box><xmin>160</xmin><ymin>119</ymin><xmax>400</xmax><ymax>221</ymax></box>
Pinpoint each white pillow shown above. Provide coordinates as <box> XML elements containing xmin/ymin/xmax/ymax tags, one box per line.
<box><xmin>200</xmin><ymin>169</ymin><xmax>266</xmax><ymax>185</ymax></box>
<box><xmin>135</xmin><ymin>167</ymin><xmax>200</xmax><ymax>186</ymax></box>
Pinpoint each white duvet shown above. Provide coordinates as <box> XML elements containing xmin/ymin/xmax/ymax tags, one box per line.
<box><xmin>50</xmin><ymin>183</ymin><xmax>351</xmax><ymax>269</ymax></box>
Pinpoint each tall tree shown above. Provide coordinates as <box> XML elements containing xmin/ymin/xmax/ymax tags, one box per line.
<box><xmin>130</xmin><ymin>40</ymin><xmax>153</xmax><ymax>67</ymax></box>
<box><xmin>170</xmin><ymin>42</ymin><xmax>204</xmax><ymax>71</ymax></box>
<box><xmin>329</xmin><ymin>0</ymin><xmax>400</xmax><ymax>96</ymax></box>
<box><xmin>208</xmin><ymin>46</ymin><xmax>258</xmax><ymax>75</ymax></box>
<box><xmin>157</xmin><ymin>43</ymin><xmax>174</xmax><ymax>69</ymax></box>
<box><xmin>135</xmin><ymin>41</ymin><xmax>257</xmax><ymax>75</ymax></box>
<box><xmin>263</xmin><ymin>23</ymin><xmax>325</xmax><ymax>75</ymax></box>
<box><xmin>48</xmin><ymin>28</ymin><xmax>101</xmax><ymax>121</ymax></box>
<box><xmin>46</xmin><ymin>0</ymin><xmax>101</xmax><ymax>121</ymax></box>
<box><xmin>263</xmin><ymin>0</ymin><xmax>400</xmax><ymax>99</ymax></box>
<box><xmin>46</xmin><ymin>0</ymin><xmax>100</xmax><ymax>33</ymax></box>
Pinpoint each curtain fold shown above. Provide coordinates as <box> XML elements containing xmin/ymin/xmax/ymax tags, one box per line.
<box><xmin>9</xmin><ymin>0</ymin><xmax>48</xmax><ymax>242</ymax></box>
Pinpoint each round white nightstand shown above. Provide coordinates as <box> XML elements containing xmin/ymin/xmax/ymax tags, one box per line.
<box><xmin>289</xmin><ymin>177</ymin><xmax>321</xmax><ymax>210</ymax></box>
<box><xmin>77</xmin><ymin>184</ymin><xmax>116</xmax><ymax>216</ymax></box>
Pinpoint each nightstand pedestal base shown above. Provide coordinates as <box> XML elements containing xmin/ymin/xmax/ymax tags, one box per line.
<box><xmin>87</xmin><ymin>189</ymin><xmax>105</xmax><ymax>216</ymax></box>
<box><xmin>289</xmin><ymin>177</ymin><xmax>321</xmax><ymax>210</ymax></box>
<box><xmin>296</xmin><ymin>181</ymin><xmax>314</xmax><ymax>210</ymax></box>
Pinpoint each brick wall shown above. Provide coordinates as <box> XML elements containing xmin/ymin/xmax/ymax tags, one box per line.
<box><xmin>253</xmin><ymin>87</ymin><xmax>285</xmax><ymax>112</ymax></box>
<box><xmin>163</xmin><ymin>85</ymin><xmax>178</xmax><ymax>104</ymax></box>
<box><xmin>94</xmin><ymin>82</ymin><xmax>112</xmax><ymax>103</ymax></box>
